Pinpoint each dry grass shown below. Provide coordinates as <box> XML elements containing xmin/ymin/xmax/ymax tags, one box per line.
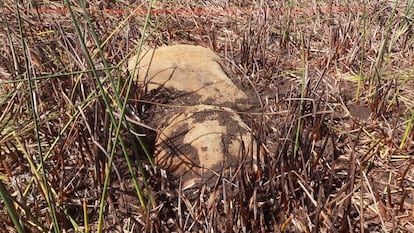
<box><xmin>1</xmin><ymin>0</ymin><xmax>414</xmax><ymax>232</ymax></box>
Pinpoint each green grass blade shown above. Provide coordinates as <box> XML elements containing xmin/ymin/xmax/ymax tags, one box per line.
<box><xmin>14</xmin><ymin>1</ymin><xmax>60</xmax><ymax>232</ymax></box>
<box><xmin>64</xmin><ymin>1</ymin><xmax>156</xmax><ymax>231</ymax></box>
<box><xmin>0</xmin><ymin>180</ymin><xmax>24</xmax><ymax>233</ymax></box>
<box><xmin>400</xmin><ymin>111</ymin><xmax>414</xmax><ymax>149</ymax></box>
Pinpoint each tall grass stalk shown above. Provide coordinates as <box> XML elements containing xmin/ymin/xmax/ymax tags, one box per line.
<box><xmin>83</xmin><ymin>0</ymin><xmax>156</xmax><ymax>216</ymax></box>
<box><xmin>385</xmin><ymin>1</ymin><xmax>414</xmax><ymax>111</ymax></box>
<box><xmin>63</xmin><ymin>0</ymin><xmax>155</xmax><ymax>231</ymax></box>
<box><xmin>370</xmin><ymin>0</ymin><xmax>398</xmax><ymax>106</ymax></box>
<box><xmin>356</xmin><ymin>1</ymin><xmax>368</xmax><ymax>101</ymax></box>
<box><xmin>62</xmin><ymin>1</ymin><xmax>129</xmax><ymax>231</ymax></box>
<box><xmin>293</xmin><ymin>36</ymin><xmax>308</xmax><ymax>159</ymax></box>
<box><xmin>79</xmin><ymin>0</ymin><xmax>151</xmax><ymax>209</ymax></box>
<box><xmin>0</xmin><ymin>181</ymin><xmax>24</xmax><ymax>233</ymax></box>
<box><xmin>14</xmin><ymin>1</ymin><xmax>60</xmax><ymax>232</ymax></box>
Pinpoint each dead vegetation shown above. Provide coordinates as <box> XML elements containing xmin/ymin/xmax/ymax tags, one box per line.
<box><xmin>1</xmin><ymin>0</ymin><xmax>414</xmax><ymax>232</ymax></box>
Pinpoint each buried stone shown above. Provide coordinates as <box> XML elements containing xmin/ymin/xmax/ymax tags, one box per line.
<box><xmin>155</xmin><ymin>105</ymin><xmax>255</xmax><ymax>189</ymax></box>
<box><xmin>128</xmin><ymin>45</ymin><xmax>256</xmax><ymax>188</ymax></box>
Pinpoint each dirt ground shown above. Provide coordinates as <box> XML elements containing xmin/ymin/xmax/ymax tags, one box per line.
<box><xmin>1</xmin><ymin>1</ymin><xmax>414</xmax><ymax>232</ymax></box>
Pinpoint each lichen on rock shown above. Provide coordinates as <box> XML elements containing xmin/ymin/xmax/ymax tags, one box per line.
<box><xmin>155</xmin><ymin>105</ymin><xmax>254</xmax><ymax>189</ymax></box>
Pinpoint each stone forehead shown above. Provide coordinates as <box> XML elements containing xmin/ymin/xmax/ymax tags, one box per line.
<box><xmin>128</xmin><ymin>44</ymin><xmax>250</xmax><ymax>109</ymax></box>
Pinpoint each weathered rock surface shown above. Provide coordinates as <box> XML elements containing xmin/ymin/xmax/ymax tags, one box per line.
<box><xmin>155</xmin><ymin>105</ymin><xmax>254</xmax><ymax>189</ymax></box>
<box><xmin>128</xmin><ymin>44</ymin><xmax>255</xmax><ymax>188</ymax></box>
<box><xmin>128</xmin><ymin>44</ymin><xmax>251</xmax><ymax>110</ymax></box>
